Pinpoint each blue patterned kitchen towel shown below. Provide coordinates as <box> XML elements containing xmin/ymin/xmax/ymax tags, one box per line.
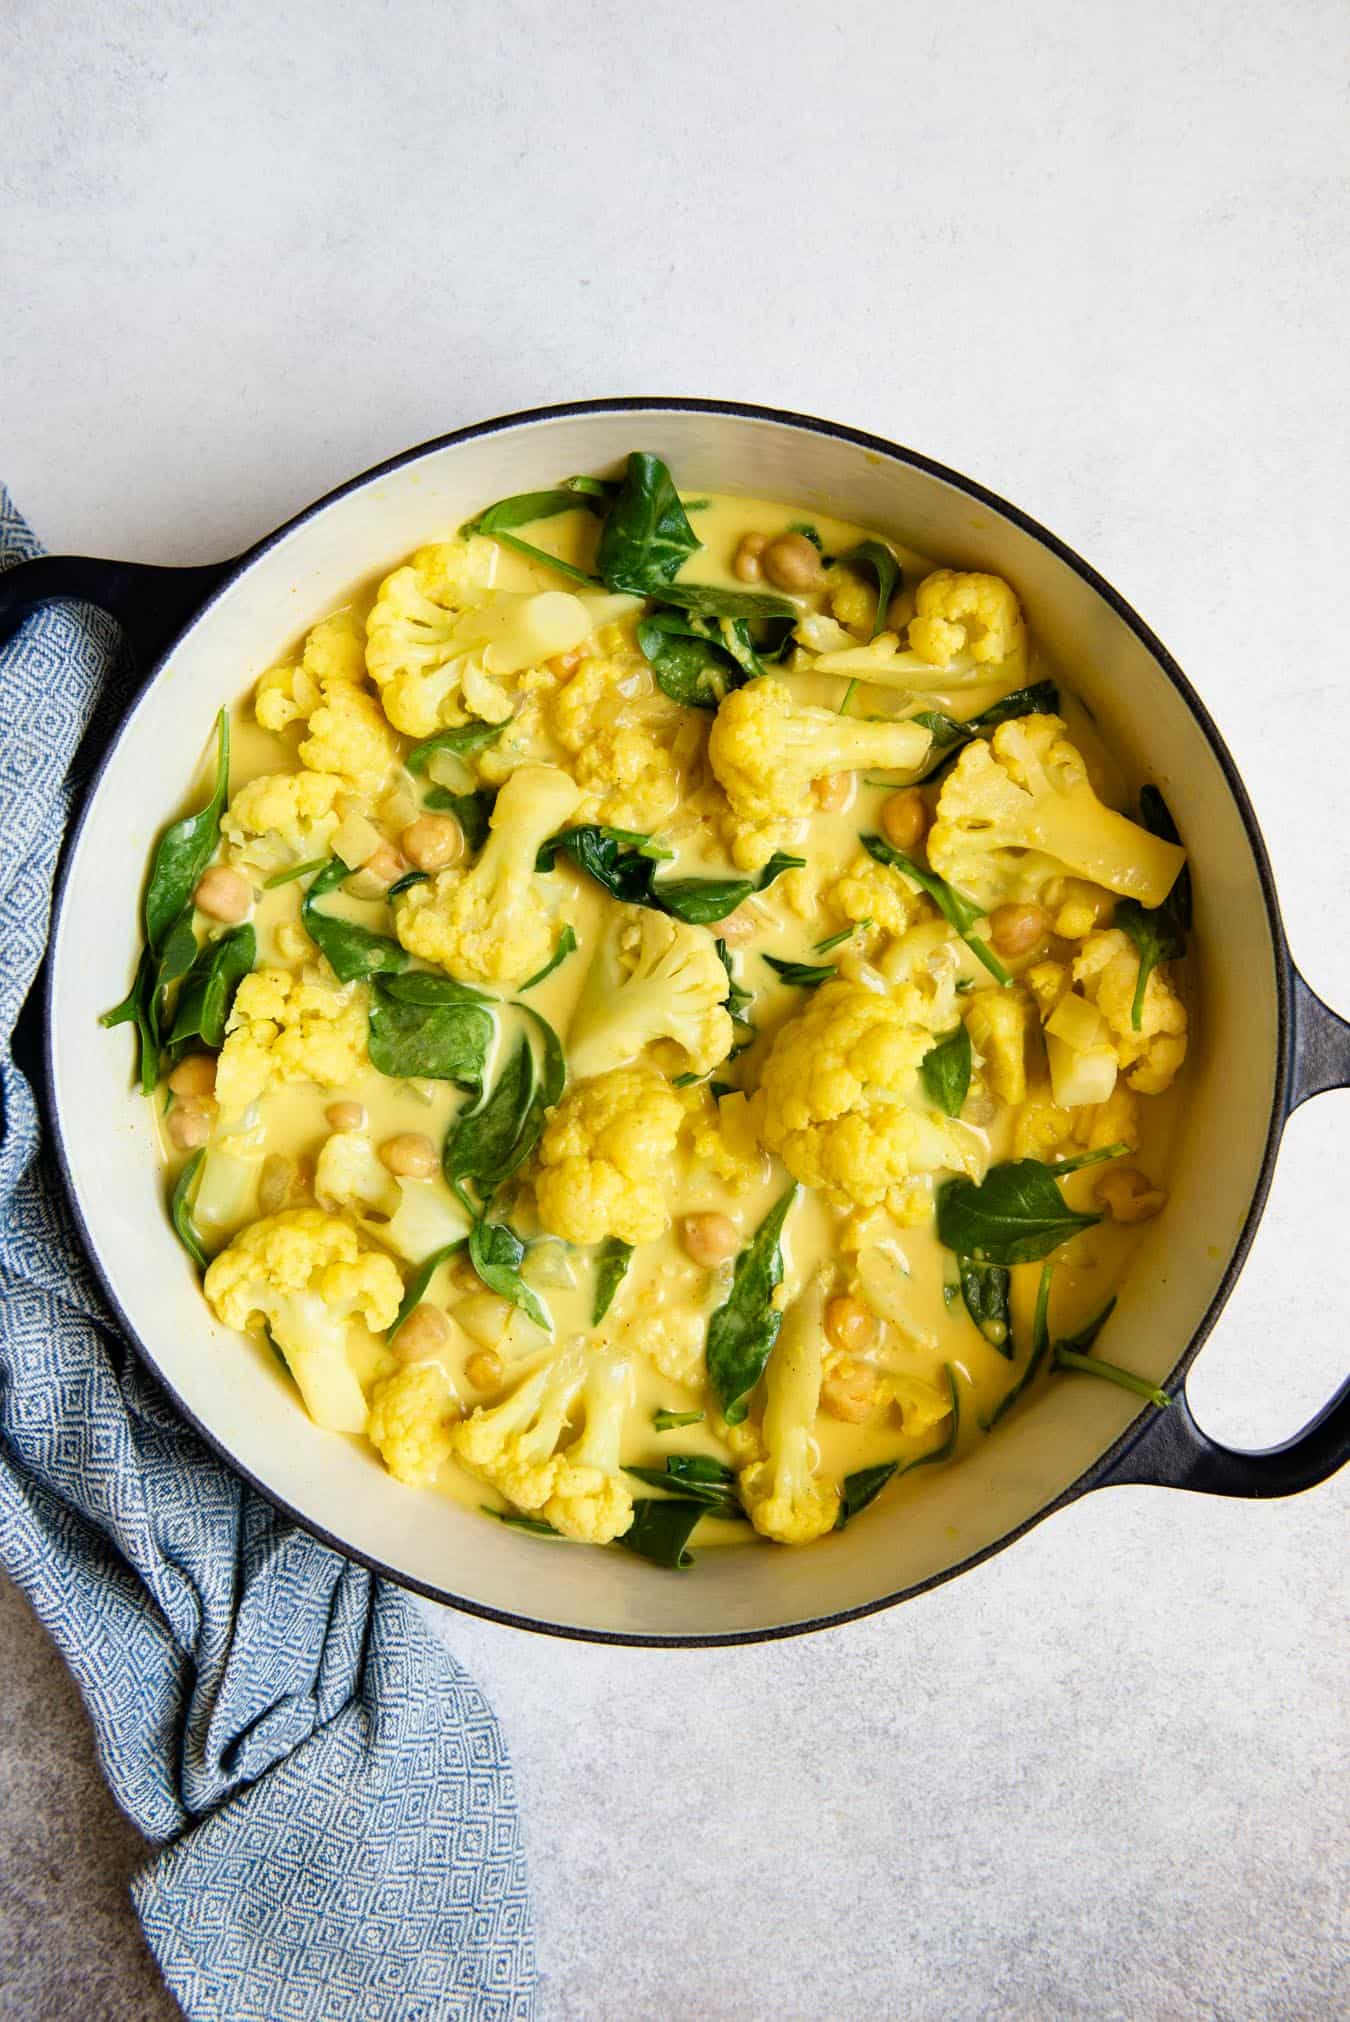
<box><xmin>0</xmin><ymin>489</ymin><xmax>536</xmax><ymax>2022</ymax></box>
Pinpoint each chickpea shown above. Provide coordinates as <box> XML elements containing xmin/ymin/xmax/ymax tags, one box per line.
<box><xmin>166</xmin><ymin>1101</ymin><xmax>210</xmax><ymax>1152</ymax></box>
<box><xmin>193</xmin><ymin>865</ymin><xmax>251</xmax><ymax>923</ymax></box>
<box><xmin>379</xmin><ymin>1132</ymin><xmax>439</xmax><ymax>1180</ymax></box>
<box><xmin>364</xmin><ymin>842</ymin><xmax>407</xmax><ymax>888</ymax></box>
<box><xmin>813</xmin><ymin>771</ymin><xmax>852</xmax><ymax>814</ymax></box>
<box><xmin>989</xmin><ymin>902</ymin><xmax>1049</xmax><ymax>959</ymax></box>
<box><xmin>326</xmin><ymin>1100</ymin><xmax>366</xmax><ymax>1133</ymax></box>
<box><xmin>716</xmin><ymin>906</ymin><xmax>758</xmax><ymax>946</ymax></box>
<box><xmin>167</xmin><ymin>1054</ymin><xmax>217</xmax><ymax>1100</ymax></box>
<box><xmin>258</xmin><ymin>1152</ymin><xmax>300</xmax><ymax>1216</ymax></box>
<box><xmin>447</xmin><ymin>1252</ymin><xmax>486</xmax><ymax>1295</ymax></box>
<box><xmin>820</xmin><ymin>1357</ymin><xmax>878</xmax><ymax>1424</ymax></box>
<box><xmin>392</xmin><ymin>1303</ymin><xmax>452</xmax><ymax>1363</ymax></box>
<box><xmin>680</xmin><ymin>1213</ymin><xmax>740</xmax><ymax>1268</ymax></box>
<box><xmin>825</xmin><ymin>1293</ymin><xmax>876</xmax><ymax>1356</ymax></box>
<box><xmin>465</xmin><ymin>1348</ymin><xmax>506</xmax><ymax>1392</ymax></box>
<box><xmin>762</xmin><ymin>532</ymin><xmax>823</xmax><ymax>592</ymax></box>
<box><xmin>881</xmin><ymin>789</ymin><xmax>928</xmax><ymax>853</ymax></box>
<box><xmin>1096</xmin><ymin>1167</ymin><xmax>1167</xmax><ymax>1225</ymax></box>
<box><xmin>733</xmin><ymin>532</ymin><xmax>767</xmax><ymax>583</ymax></box>
<box><xmin>401</xmin><ymin>814</ymin><xmax>464</xmax><ymax>874</ymax></box>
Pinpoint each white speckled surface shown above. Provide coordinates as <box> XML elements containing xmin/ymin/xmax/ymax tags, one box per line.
<box><xmin>2</xmin><ymin>2</ymin><xmax>1347</xmax><ymax>2016</ymax></box>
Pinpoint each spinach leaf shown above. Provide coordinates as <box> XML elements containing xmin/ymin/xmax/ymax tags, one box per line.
<box><xmin>596</xmin><ymin>451</ymin><xmax>702</xmax><ymax>593</ymax></box>
<box><xmin>519</xmin><ymin>1004</ymin><xmax>566</xmax><ymax>1109</ymax></box>
<box><xmin>424</xmin><ymin>786</ymin><xmax>496</xmax><ymax>850</ymax></box>
<box><xmin>461</xmin><ymin>488</ymin><xmax>602</xmax><ymax>585</ymax></box>
<box><xmin>388</xmin><ymin>1239</ymin><xmax>468</xmax><ymax>1340</ymax></box>
<box><xmin>143</xmin><ymin>710</ymin><xmax>232</xmax><ymax>953</ymax></box>
<box><xmin>468</xmin><ymin>1218</ymin><xmax>551</xmax><ymax>1333</ymax></box>
<box><xmin>624</xmin><ymin>1459</ymin><xmax>745</xmax><ymax>1520</ymax></box>
<box><xmin>592</xmin><ymin>1237</ymin><xmax>632</xmax><ymax>1324</ymax></box>
<box><xmin>406</xmin><ymin>718</ymin><xmax>509</xmax><ymax>775</ymax></box>
<box><xmin>707</xmin><ymin>1185</ymin><xmax>797</xmax><ymax>1425</ymax></box>
<box><xmin>653</xmin><ymin>1407</ymin><xmax>704</xmax><ymax>1431</ymax></box>
<box><xmin>937</xmin><ymin>1159</ymin><xmax>1101</xmax><ymax>1266</ymax></box>
<box><xmin>655</xmin><ymin>850</ymin><xmax>805</xmax><ymax>926</ymax></box>
<box><xmin>814</xmin><ymin>920</ymin><xmax>869</xmax><ymax>954</ymax></box>
<box><xmin>957</xmin><ymin>1257</ymin><xmax>1013</xmax><ymax>1356</ymax></box>
<box><xmin>169</xmin><ymin>1149</ymin><xmax>208</xmax><ymax>1271</ymax></box>
<box><xmin>789</xmin><ymin>522</ymin><xmax>824</xmax><ymax>551</ymax></box>
<box><xmin>1115</xmin><ymin>786</ymin><xmax>1190</xmax><ymax>1029</ymax></box>
<box><xmin>101</xmin><ymin>947</ymin><xmax>161</xmax><ymax>1092</ymax></box>
<box><xmin>636</xmin><ymin>609</ymin><xmax>758</xmax><ymax>710</ymax></box>
<box><xmin>444</xmin><ymin>1035</ymin><xmax>538</xmax><ymax>1202</ymax></box>
<box><xmin>617</xmin><ymin>1498</ymin><xmax>707</xmax><ymax>1569</ymax></box>
<box><xmin>920</xmin><ymin>1023</ymin><xmax>972</xmax><ymax>1117</ymax></box>
<box><xmin>168</xmin><ymin>925</ymin><xmax>256</xmax><ymax>1056</ymax></box>
<box><xmin>483</xmin><ymin>1505</ymin><xmax>563</xmax><ymax>1538</ymax></box>
<box><xmin>301</xmin><ymin>859</ymin><xmax>409</xmax><ymax>983</ymax></box>
<box><xmin>1050</xmin><ymin>1293</ymin><xmax>1168</xmax><ymax>1405</ymax></box>
<box><xmin>560</xmin><ymin>474</ymin><xmax>619</xmax><ymax>503</ymax></box>
<box><xmin>385</xmin><ymin>870</ymin><xmax>430</xmax><ymax>900</ymax></box>
<box><xmin>861</xmin><ymin>834</ymin><xmax>1010</xmax><ymax>986</ymax></box>
<box><xmin>716</xmin><ymin>939</ymin><xmax>756</xmax><ymax>1055</ymax></box>
<box><xmin>1051</xmin><ymin>1142</ymin><xmax>1130</xmax><ymax>1175</ymax></box>
<box><xmin>911</xmin><ymin>681</ymin><xmax>1061</xmax><ymax>781</ymax></box>
<box><xmin>838</xmin><ymin>539</ymin><xmax>900</xmax><ymax>641</ymax></box>
<box><xmin>836</xmin><ymin>1364</ymin><xmax>960</xmax><ymax>1527</ymax></box>
<box><xmin>540</xmin><ymin>825</ymin><xmax>802</xmax><ymax>925</ymax></box>
<box><xmin>649</xmin><ymin>582</ymin><xmax>795</xmax><ymax>622</ymax></box>
<box><xmin>984</xmin><ymin>1264</ymin><xmax>1056</xmax><ymax>1430</ymax></box>
<box><xmin>520</xmin><ymin>924</ymin><xmax>578</xmax><ymax>992</ymax></box>
<box><xmin>264</xmin><ymin>855</ymin><xmax>329</xmax><ymax>889</ymax></box>
<box><xmin>762</xmin><ymin>954</ymin><xmax>836</xmax><ymax>989</ymax></box>
<box><xmin>368</xmin><ymin>971</ymin><xmax>495</xmax><ymax>1091</ymax></box>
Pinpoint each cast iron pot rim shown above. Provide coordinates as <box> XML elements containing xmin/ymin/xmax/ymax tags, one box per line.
<box><xmin>41</xmin><ymin>395</ymin><xmax>1294</xmax><ymax>1648</ymax></box>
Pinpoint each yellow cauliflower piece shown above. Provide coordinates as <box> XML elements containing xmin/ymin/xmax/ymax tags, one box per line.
<box><xmin>222</xmin><ymin>769</ymin><xmax>347</xmax><ymax>875</ymax></box>
<box><xmin>566</xmin><ymin>905</ymin><xmax>734</xmax><ymax>1083</ymax></box>
<box><xmin>395</xmin><ymin>763</ymin><xmax>581</xmax><ymax>986</ymax></box>
<box><xmin>826</xmin><ymin>564</ymin><xmax>879</xmax><ymax>638</ymax></box>
<box><xmin>682</xmin><ymin>1087</ymin><xmax>768</xmax><ymax>1193</ymax></box>
<box><xmin>929</xmin><ymin>714</ymin><xmax>1187</xmax><ymax>913</ymax></box>
<box><xmin>203</xmin><ymin>1208</ymin><xmax>400</xmax><ymax>1433</ymax></box>
<box><xmin>1024</xmin><ymin>958</ymin><xmax>1072</xmax><ymax>1019</ymax></box>
<box><xmin>297</xmin><ymin>680</ymin><xmax>399</xmax><ymax>791</ymax></box>
<box><xmin>1046</xmin><ymin>876</ymin><xmax>1115</xmax><ymax>940</ymax></box>
<box><xmin>364</xmin><ymin>540</ymin><xmax>496</xmax><ymax>737</ymax></box>
<box><xmin>709</xmin><ymin>678</ymin><xmax>931</xmax><ymax>868</ymax></box>
<box><xmin>1011</xmin><ymin>1079</ymin><xmax>1142</xmax><ymax>1162</ymax></box>
<box><xmin>754</xmin><ymin>978</ymin><xmax>981</xmax><ymax>1211</ymax></box>
<box><xmin>452</xmin><ymin>1342</ymin><xmax>635</xmax><ymax>1544</ymax></box>
<box><xmin>908</xmin><ymin>569</ymin><xmax>1024</xmax><ymax>668</ymax></box>
<box><xmin>367</xmin><ymin>1361</ymin><xmax>460</xmax><ymax>1487</ymax></box>
<box><xmin>1072</xmin><ymin>929</ymin><xmax>1189</xmax><ymax>1093</ymax></box>
<box><xmin>254</xmin><ymin>612</ymin><xmax>367</xmax><ymax>733</ymax></box>
<box><xmin>964</xmin><ymin>987</ymin><xmax>1036</xmax><ymax>1106</ymax></box>
<box><xmin>215</xmin><ymin>967</ymin><xmax>367</xmax><ymax>1114</ymax></box>
<box><xmin>549</xmin><ymin>654</ymin><xmax>685</xmax><ymax>831</ymax></box>
<box><xmin>824</xmin><ymin>849</ymin><xmax>930</xmax><ymax>945</ymax></box>
<box><xmin>737</xmin><ymin>1278</ymin><xmax>840</xmax><ymax>1545</ymax></box>
<box><xmin>533</xmin><ymin>1066</ymin><xmax>684</xmax><ymax>1246</ymax></box>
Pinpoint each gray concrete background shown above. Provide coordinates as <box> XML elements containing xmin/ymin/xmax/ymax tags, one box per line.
<box><xmin>3</xmin><ymin>1</ymin><xmax>1347</xmax><ymax>2015</ymax></box>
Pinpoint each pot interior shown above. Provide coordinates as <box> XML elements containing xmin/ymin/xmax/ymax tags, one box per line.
<box><xmin>48</xmin><ymin>406</ymin><xmax>1282</xmax><ymax>1641</ymax></box>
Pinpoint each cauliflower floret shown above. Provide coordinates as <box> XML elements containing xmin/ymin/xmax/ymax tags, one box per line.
<box><xmin>1024</xmin><ymin>958</ymin><xmax>1071</xmax><ymax>1020</ymax></box>
<box><xmin>964</xmin><ymin>986</ymin><xmax>1037</xmax><ymax>1106</ymax></box>
<box><xmin>682</xmin><ymin>1086</ymin><xmax>769</xmax><ymax>1194</ymax></box>
<box><xmin>823</xmin><ymin>850</ymin><xmax>931</xmax><ymax>946</ymax></box>
<box><xmin>297</xmin><ymin>680</ymin><xmax>400</xmax><ymax>791</ymax></box>
<box><xmin>1011</xmin><ymin>1079</ymin><xmax>1142</xmax><ymax>1161</ymax></box>
<box><xmin>367</xmin><ymin>1361</ymin><xmax>460</xmax><ymax>1486</ymax></box>
<box><xmin>215</xmin><ymin>967</ymin><xmax>367</xmax><ymax>1115</ymax></box>
<box><xmin>754</xmin><ymin>978</ymin><xmax>982</xmax><ymax>1212</ymax></box>
<box><xmin>908</xmin><ymin>569</ymin><xmax>1025</xmax><ymax>668</ymax></box>
<box><xmin>313</xmin><ymin>1130</ymin><xmax>468</xmax><ymax>1263</ymax></box>
<box><xmin>367</xmin><ymin>539</ymin><xmax>590</xmax><ymax>738</ymax></box>
<box><xmin>927</xmin><ymin>714</ymin><xmax>1187</xmax><ymax>913</ymax></box>
<box><xmin>566</xmin><ymin>905</ymin><xmax>733</xmax><ymax>1083</ymax></box>
<box><xmin>708</xmin><ymin>679</ymin><xmax>931</xmax><ymax>868</ymax></box>
<box><xmin>452</xmin><ymin>1342</ymin><xmax>635</xmax><ymax>1543</ymax></box>
<box><xmin>254</xmin><ymin>612</ymin><xmax>367</xmax><ymax>733</ymax></box>
<box><xmin>533</xmin><ymin>1066</ymin><xmax>684</xmax><ymax>1246</ymax></box>
<box><xmin>736</xmin><ymin>1276</ymin><xmax>840</xmax><ymax>1544</ymax></box>
<box><xmin>395</xmin><ymin>763</ymin><xmax>581</xmax><ymax>985</ymax></box>
<box><xmin>1046</xmin><ymin>876</ymin><xmax>1115</xmax><ymax>940</ymax></box>
<box><xmin>547</xmin><ymin>654</ymin><xmax>688</xmax><ymax>831</ymax></box>
<box><xmin>222</xmin><ymin>770</ymin><xmax>347</xmax><ymax>875</ymax></box>
<box><xmin>203</xmin><ymin>1208</ymin><xmax>400</xmax><ymax>1432</ymax></box>
<box><xmin>1072</xmin><ymin>928</ymin><xmax>1189</xmax><ymax>1093</ymax></box>
<box><xmin>826</xmin><ymin>563</ymin><xmax>880</xmax><ymax>638</ymax></box>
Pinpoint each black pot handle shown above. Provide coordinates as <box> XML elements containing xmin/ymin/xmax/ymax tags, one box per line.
<box><xmin>0</xmin><ymin>552</ymin><xmax>238</xmax><ymax>670</ymax></box>
<box><xmin>1094</xmin><ymin>963</ymin><xmax>1350</xmax><ymax>1497</ymax></box>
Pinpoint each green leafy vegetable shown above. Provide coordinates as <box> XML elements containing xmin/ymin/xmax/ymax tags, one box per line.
<box><xmin>653</xmin><ymin>1407</ymin><xmax>705</xmax><ymax>1432</ymax></box>
<box><xmin>715</xmin><ymin>939</ymin><xmax>756</xmax><ymax>1056</ymax></box>
<box><xmin>838</xmin><ymin>539</ymin><xmax>900</xmax><ymax>641</ymax></box>
<box><xmin>762</xmin><ymin>954</ymin><xmax>837</xmax><ymax>989</ymax></box>
<box><xmin>1115</xmin><ymin>787</ymin><xmax>1190</xmax><ymax>1029</ymax></box>
<box><xmin>911</xmin><ymin>681</ymin><xmax>1060</xmax><ymax>779</ymax></box>
<box><xmin>814</xmin><ymin>920</ymin><xmax>869</xmax><ymax>954</ymax></box>
<box><xmin>937</xmin><ymin>1159</ymin><xmax>1101</xmax><ymax>1266</ymax></box>
<box><xmin>388</xmin><ymin>1240</ymin><xmax>468</xmax><ymax>1341</ymax></box>
<box><xmin>406</xmin><ymin>718</ymin><xmax>510</xmax><ymax>775</ymax></box>
<box><xmin>167</xmin><ymin>925</ymin><xmax>256</xmax><ymax>1057</ymax></box>
<box><xmin>596</xmin><ymin>451</ymin><xmax>702</xmax><ymax>593</ymax></box>
<box><xmin>385</xmin><ymin>870</ymin><xmax>430</xmax><ymax>900</ymax></box>
<box><xmin>836</xmin><ymin>1364</ymin><xmax>960</xmax><ymax>1527</ymax></box>
<box><xmin>468</xmin><ymin>1218</ymin><xmax>551</xmax><ymax>1332</ymax></box>
<box><xmin>460</xmin><ymin>490</ymin><xmax>603</xmax><ymax>587</ymax></box>
<box><xmin>920</xmin><ymin>1024</ymin><xmax>972</xmax><ymax>1117</ymax></box>
<box><xmin>540</xmin><ymin>824</ymin><xmax>802</xmax><ymax>925</ymax></box>
<box><xmin>654</xmin><ymin>851</ymin><xmax>805</xmax><ymax>927</ymax></box>
<box><xmin>367</xmin><ymin>972</ymin><xmax>495</xmax><ymax>1090</ymax></box>
<box><xmin>444</xmin><ymin>1035</ymin><xmax>538</xmax><ymax>1204</ymax></box>
<box><xmin>482</xmin><ymin>1505</ymin><xmax>562</xmax><ymax>1538</ymax></box>
<box><xmin>300</xmin><ymin>859</ymin><xmax>409</xmax><ymax>983</ymax></box>
<box><xmin>263</xmin><ymin>856</ymin><xmax>329</xmax><ymax>889</ymax></box>
<box><xmin>956</xmin><ymin>1257</ymin><xmax>1012</xmax><ymax>1356</ymax></box>
<box><xmin>861</xmin><ymin>834</ymin><xmax>1010</xmax><ymax>986</ymax></box>
<box><xmin>624</xmin><ymin>1456</ymin><xmax>745</xmax><ymax>1520</ymax></box>
<box><xmin>1049</xmin><ymin>1294</ymin><xmax>1167</xmax><ymax>1405</ymax></box>
<box><xmin>169</xmin><ymin>1149</ymin><xmax>208</xmax><ymax>1271</ymax></box>
<box><xmin>519</xmin><ymin>924</ymin><xmax>578</xmax><ymax>991</ymax></box>
<box><xmin>789</xmin><ymin>522</ymin><xmax>824</xmax><ymax>550</ymax></box>
<box><xmin>646</xmin><ymin>582</ymin><xmax>795</xmax><ymax>622</ymax></box>
<box><xmin>1051</xmin><ymin>1142</ymin><xmax>1130</xmax><ymax>1175</ymax></box>
<box><xmin>707</xmin><ymin>1185</ymin><xmax>797</xmax><ymax>1424</ymax></box>
<box><xmin>592</xmin><ymin>1238</ymin><xmax>632</xmax><ymax>1324</ymax></box>
<box><xmin>617</xmin><ymin>1498</ymin><xmax>706</xmax><ymax>1569</ymax></box>
<box><xmin>984</xmin><ymin>1264</ymin><xmax>1056</xmax><ymax>1430</ymax></box>
<box><xmin>636</xmin><ymin>608</ymin><xmax>761</xmax><ymax>709</ymax></box>
<box><xmin>424</xmin><ymin>786</ymin><xmax>496</xmax><ymax>850</ymax></box>
<box><xmin>838</xmin><ymin>678</ymin><xmax>858</xmax><ymax>716</ymax></box>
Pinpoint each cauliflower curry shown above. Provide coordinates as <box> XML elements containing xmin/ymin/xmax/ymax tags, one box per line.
<box><xmin>105</xmin><ymin>453</ymin><xmax>1190</xmax><ymax>1566</ymax></box>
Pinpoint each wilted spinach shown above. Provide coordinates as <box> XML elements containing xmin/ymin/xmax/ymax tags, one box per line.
<box><xmin>706</xmin><ymin>1185</ymin><xmax>798</xmax><ymax>1424</ymax></box>
<box><xmin>167</xmin><ymin>925</ymin><xmax>256</xmax><ymax>1059</ymax></box>
<box><xmin>1114</xmin><ymin>787</ymin><xmax>1190</xmax><ymax>1029</ymax></box>
<box><xmin>592</xmin><ymin>1237</ymin><xmax>632</xmax><ymax>1324</ymax></box>
<box><xmin>936</xmin><ymin>1159</ymin><xmax>1101</xmax><ymax>1267</ymax></box>
<box><xmin>837</xmin><ymin>539</ymin><xmax>900</xmax><ymax>641</ymax></box>
<box><xmin>836</xmin><ymin>1364</ymin><xmax>961</xmax><ymax>1527</ymax></box>
<box><xmin>919</xmin><ymin>1023</ymin><xmax>972</xmax><ymax>1116</ymax></box>
<box><xmin>862</xmin><ymin>834</ymin><xmax>1010</xmax><ymax>986</ymax></box>
<box><xmin>300</xmin><ymin>859</ymin><xmax>409</xmax><ymax>983</ymax></box>
<box><xmin>367</xmin><ymin>971</ymin><xmax>495</xmax><ymax>1091</ymax></box>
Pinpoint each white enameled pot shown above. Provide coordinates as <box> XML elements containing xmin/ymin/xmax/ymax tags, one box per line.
<box><xmin>6</xmin><ymin>400</ymin><xmax>1347</xmax><ymax>1646</ymax></box>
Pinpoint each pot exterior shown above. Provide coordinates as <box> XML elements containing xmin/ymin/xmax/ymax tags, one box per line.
<box><xmin>39</xmin><ymin>404</ymin><xmax>1297</xmax><ymax>1642</ymax></box>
